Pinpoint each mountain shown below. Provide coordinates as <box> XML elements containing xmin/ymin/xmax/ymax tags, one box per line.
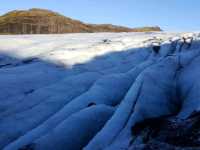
<box><xmin>0</xmin><ymin>8</ymin><xmax>161</xmax><ymax>34</ymax></box>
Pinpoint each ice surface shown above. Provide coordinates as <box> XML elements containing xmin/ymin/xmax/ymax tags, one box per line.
<box><xmin>1</xmin><ymin>32</ymin><xmax>200</xmax><ymax>150</ymax></box>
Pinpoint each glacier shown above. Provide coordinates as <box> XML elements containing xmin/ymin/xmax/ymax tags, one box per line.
<box><xmin>0</xmin><ymin>32</ymin><xmax>200</xmax><ymax>150</ymax></box>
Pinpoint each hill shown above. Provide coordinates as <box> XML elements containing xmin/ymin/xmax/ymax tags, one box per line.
<box><xmin>0</xmin><ymin>8</ymin><xmax>161</xmax><ymax>34</ymax></box>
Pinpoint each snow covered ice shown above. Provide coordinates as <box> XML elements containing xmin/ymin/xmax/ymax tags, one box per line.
<box><xmin>1</xmin><ymin>32</ymin><xmax>200</xmax><ymax>150</ymax></box>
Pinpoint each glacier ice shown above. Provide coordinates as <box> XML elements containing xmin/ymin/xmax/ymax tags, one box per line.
<box><xmin>1</xmin><ymin>32</ymin><xmax>200</xmax><ymax>150</ymax></box>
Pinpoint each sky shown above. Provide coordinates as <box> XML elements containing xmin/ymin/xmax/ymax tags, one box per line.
<box><xmin>1</xmin><ymin>0</ymin><xmax>200</xmax><ymax>31</ymax></box>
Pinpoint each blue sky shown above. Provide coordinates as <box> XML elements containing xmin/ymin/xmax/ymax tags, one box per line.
<box><xmin>1</xmin><ymin>0</ymin><xmax>200</xmax><ymax>31</ymax></box>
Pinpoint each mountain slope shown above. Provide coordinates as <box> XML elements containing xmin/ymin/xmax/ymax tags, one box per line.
<box><xmin>0</xmin><ymin>8</ymin><xmax>161</xmax><ymax>34</ymax></box>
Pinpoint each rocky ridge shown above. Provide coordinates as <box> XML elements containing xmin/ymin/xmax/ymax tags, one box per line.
<box><xmin>0</xmin><ymin>8</ymin><xmax>161</xmax><ymax>34</ymax></box>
